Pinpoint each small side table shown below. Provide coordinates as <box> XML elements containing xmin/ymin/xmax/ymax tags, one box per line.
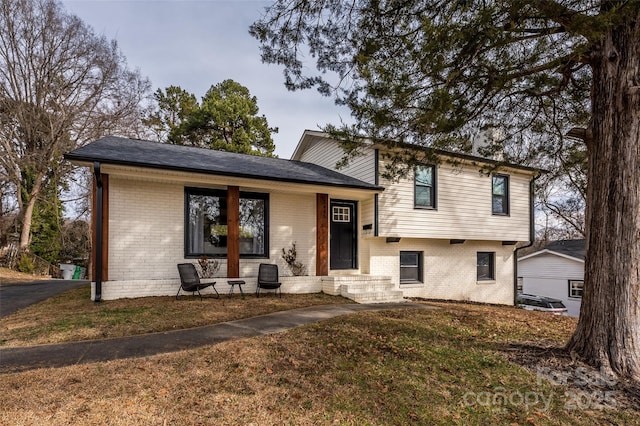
<box><xmin>227</xmin><ymin>280</ymin><xmax>245</xmax><ymax>299</ymax></box>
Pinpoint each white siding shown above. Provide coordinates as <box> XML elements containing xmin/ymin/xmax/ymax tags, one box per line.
<box><xmin>518</xmin><ymin>253</ymin><xmax>584</xmax><ymax>279</ymax></box>
<box><xmin>378</xmin><ymin>162</ymin><xmax>531</xmax><ymax>241</ymax></box>
<box><xmin>518</xmin><ymin>253</ymin><xmax>584</xmax><ymax>317</ymax></box>
<box><xmin>361</xmin><ymin>197</ymin><xmax>375</xmax><ymax>234</ymax></box>
<box><xmin>363</xmin><ymin>238</ymin><xmax>515</xmax><ymax>305</ymax></box>
<box><xmin>298</xmin><ymin>137</ymin><xmax>376</xmax><ymax>184</ymax></box>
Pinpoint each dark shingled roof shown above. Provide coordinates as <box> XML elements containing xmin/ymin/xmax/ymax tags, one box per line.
<box><xmin>544</xmin><ymin>239</ymin><xmax>586</xmax><ymax>260</ymax></box>
<box><xmin>64</xmin><ymin>136</ymin><xmax>382</xmax><ymax>191</ymax></box>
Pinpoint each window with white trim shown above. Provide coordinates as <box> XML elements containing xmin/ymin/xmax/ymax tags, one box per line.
<box><xmin>569</xmin><ymin>280</ymin><xmax>583</xmax><ymax>299</ymax></box>
<box><xmin>332</xmin><ymin>206</ymin><xmax>351</xmax><ymax>222</ymax></box>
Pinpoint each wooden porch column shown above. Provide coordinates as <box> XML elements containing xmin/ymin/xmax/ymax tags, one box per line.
<box><xmin>91</xmin><ymin>173</ymin><xmax>109</xmax><ymax>282</ymax></box>
<box><xmin>227</xmin><ymin>186</ymin><xmax>240</xmax><ymax>278</ymax></box>
<box><xmin>316</xmin><ymin>193</ymin><xmax>329</xmax><ymax>276</ymax></box>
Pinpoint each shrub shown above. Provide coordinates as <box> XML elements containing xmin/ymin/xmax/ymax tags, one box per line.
<box><xmin>281</xmin><ymin>242</ymin><xmax>307</xmax><ymax>276</ymax></box>
<box><xmin>17</xmin><ymin>253</ymin><xmax>35</xmax><ymax>274</ymax></box>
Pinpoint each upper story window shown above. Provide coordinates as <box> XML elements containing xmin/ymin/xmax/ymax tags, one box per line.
<box><xmin>569</xmin><ymin>280</ymin><xmax>584</xmax><ymax>299</ymax></box>
<box><xmin>185</xmin><ymin>188</ymin><xmax>269</xmax><ymax>258</ymax></box>
<box><xmin>492</xmin><ymin>174</ymin><xmax>509</xmax><ymax>215</ymax></box>
<box><xmin>415</xmin><ymin>165</ymin><xmax>436</xmax><ymax>209</ymax></box>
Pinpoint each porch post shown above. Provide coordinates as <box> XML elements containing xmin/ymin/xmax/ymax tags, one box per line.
<box><xmin>91</xmin><ymin>164</ymin><xmax>108</xmax><ymax>301</ymax></box>
<box><xmin>316</xmin><ymin>193</ymin><xmax>329</xmax><ymax>275</ymax></box>
<box><xmin>227</xmin><ymin>186</ymin><xmax>240</xmax><ymax>278</ymax></box>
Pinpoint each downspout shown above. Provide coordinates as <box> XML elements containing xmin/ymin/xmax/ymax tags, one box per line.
<box><xmin>374</xmin><ymin>149</ymin><xmax>379</xmax><ymax>237</ymax></box>
<box><xmin>93</xmin><ymin>162</ymin><xmax>103</xmax><ymax>303</ymax></box>
<box><xmin>513</xmin><ymin>174</ymin><xmax>539</xmax><ymax>304</ymax></box>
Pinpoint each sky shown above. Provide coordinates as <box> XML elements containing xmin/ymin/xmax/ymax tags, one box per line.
<box><xmin>63</xmin><ymin>0</ymin><xmax>352</xmax><ymax>159</ymax></box>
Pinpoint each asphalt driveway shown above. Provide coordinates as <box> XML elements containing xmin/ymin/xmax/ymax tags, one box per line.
<box><xmin>0</xmin><ymin>280</ymin><xmax>89</xmax><ymax>318</ymax></box>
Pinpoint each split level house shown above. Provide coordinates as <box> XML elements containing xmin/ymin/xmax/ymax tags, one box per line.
<box><xmin>64</xmin><ymin>130</ymin><xmax>537</xmax><ymax>303</ymax></box>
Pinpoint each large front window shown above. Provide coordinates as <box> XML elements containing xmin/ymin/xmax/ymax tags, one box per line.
<box><xmin>186</xmin><ymin>188</ymin><xmax>268</xmax><ymax>258</ymax></box>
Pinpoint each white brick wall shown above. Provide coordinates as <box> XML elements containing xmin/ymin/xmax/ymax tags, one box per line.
<box><xmin>269</xmin><ymin>192</ymin><xmax>317</xmax><ymax>277</ymax></box>
<box><xmin>93</xmin><ymin>276</ymin><xmax>322</xmax><ymax>301</ymax></box>
<box><xmin>99</xmin><ymin>176</ymin><xmax>321</xmax><ymax>300</ymax></box>
<box><xmin>108</xmin><ymin>177</ymin><xmax>185</xmax><ymax>281</ymax></box>
<box><xmin>365</xmin><ymin>237</ymin><xmax>515</xmax><ymax>305</ymax></box>
<box><xmin>99</xmin><ymin>172</ymin><xmax>514</xmax><ymax>305</ymax></box>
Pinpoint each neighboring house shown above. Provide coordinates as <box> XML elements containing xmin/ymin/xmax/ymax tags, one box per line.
<box><xmin>517</xmin><ymin>239</ymin><xmax>585</xmax><ymax>317</ymax></box>
<box><xmin>64</xmin><ymin>130</ymin><xmax>537</xmax><ymax>303</ymax></box>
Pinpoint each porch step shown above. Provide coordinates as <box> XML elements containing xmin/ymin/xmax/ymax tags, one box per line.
<box><xmin>322</xmin><ymin>275</ymin><xmax>405</xmax><ymax>304</ymax></box>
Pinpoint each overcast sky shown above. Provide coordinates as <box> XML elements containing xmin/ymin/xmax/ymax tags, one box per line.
<box><xmin>63</xmin><ymin>0</ymin><xmax>352</xmax><ymax>159</ymax></box>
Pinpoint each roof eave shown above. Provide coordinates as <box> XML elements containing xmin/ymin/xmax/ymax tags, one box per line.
<box><xmin>64</xmin><ymin>152</ymin><xmax>384</xmax><ymax>192</ymax></box>
<box><xmin>518</xmin><ymin>249</ymin><xmax>585</xmax><ymax>263</ymax></box>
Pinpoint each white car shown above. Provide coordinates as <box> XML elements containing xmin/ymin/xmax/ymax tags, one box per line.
<box><xmin>516</xmin><ymin>294</ymin><xmax>568</xmax><ymax>315</ymax></box>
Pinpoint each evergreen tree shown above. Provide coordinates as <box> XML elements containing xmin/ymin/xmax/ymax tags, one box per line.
<box><xmin>147</xmin><ymin>80</ymin><xmax>277</xmax><ymax>156</ymax></box>
<box><xmin>251</xmin><ymin>0</ymin><xmax>640</xmax><ymax>380</ymax></box>
<box><xmin>29</xmin><ymin>178</ymin><xmax>63</xmax><ymax>265</ymax></box>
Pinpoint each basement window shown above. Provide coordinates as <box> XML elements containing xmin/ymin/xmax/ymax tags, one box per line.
<box><xmin>400</xmin><ymin>251</ymin><xmax>423</xmax><ymax>284</ymax></box>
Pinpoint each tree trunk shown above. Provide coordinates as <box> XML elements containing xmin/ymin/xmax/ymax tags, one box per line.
<box><xmin>567</xmin><ymin>12</ymin><xmax>640</xmax><ymax>380</ymax></box>
<box><xmin>18</xmin><ymin>177</ymin><xmax>43</xmax><ymax>250</ymax></box>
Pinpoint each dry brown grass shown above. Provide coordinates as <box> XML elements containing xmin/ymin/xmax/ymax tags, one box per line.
<box><xmin>0</xmin><ymin>286</ymin><xmax>352</xmax><ymax>347</ymax></box>
<box><xmin>0</xmin><ymin>266</ymin><xmax>51</xmax><ymax>285</ymax></box>
<box><xmin>1</xmin><ymin>292</ymin><xmax>638</xmax><ymax>425</ymax></box>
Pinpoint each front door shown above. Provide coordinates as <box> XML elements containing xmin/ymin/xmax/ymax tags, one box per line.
<box><xmin>330</xmin><ymin>200</ymin><xmax>357</xmax><ymax>270</ymax></box>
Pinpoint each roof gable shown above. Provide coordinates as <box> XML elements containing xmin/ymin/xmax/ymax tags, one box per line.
<box><xmin>518</xmin><ymin>240</ymin><xmax>586</xmax><ymax>263</ymax></box>
<box><xmin>291</xmin><ymin>130</ymin><xmax>539</xmax><ymax>174</ymax></box>
<box><xmin>518</xmin><ymin>249</ymin><xmax>585</xmax><ymax>263</ymax></box>
<box><xmin>65</xmin><ymin>136</ymin><xmax>382</xmax><ymax>191</ymax></box>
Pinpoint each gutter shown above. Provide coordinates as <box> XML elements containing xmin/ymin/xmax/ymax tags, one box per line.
<box><xmin>513</xmin><ymin>174</ymin><xmax>539</xmax><ymax>304</ymax></box>
<box><xmin>93</xmin><ymin>161</ymin><xmax>103</xmax><ymax>303</ymax></box>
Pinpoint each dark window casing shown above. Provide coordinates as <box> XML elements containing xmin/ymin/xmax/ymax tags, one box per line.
<box><xmin>400</xmin><ymin>251</ymin><xmax>423</xmax><ymax>284</ymax></box>
<box><xmin>415</xmin><ymin>165</ymin><xmax>437</xmax><ymax>209</ymax></box>
<box><xmin>185</xmin><ymin>187</ymin><xmax>269</xmax><ymax>259</ymax></box>
<box><xmin>492</xmin><ymin>174</ymin><xmax>509</xmax><ymax>215</ymax></box>
<box><xmin>477</xmin><ymin>252</ymin><xmax>495</xmax><ymax>280</ymax></box>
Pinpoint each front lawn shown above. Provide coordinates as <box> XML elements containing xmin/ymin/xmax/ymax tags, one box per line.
<box><xmin>0</xmin><ymin>294</ymin><xmax>638</xmax><ymax>425</ymax></box>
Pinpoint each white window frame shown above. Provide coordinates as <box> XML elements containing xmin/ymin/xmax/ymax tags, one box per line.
<box><xmin>332</xmin><ymin>206</ymin><xmax>351</xmax><ymax>222</ymax></box>
<box><xmin>569</xmin><ymin>280</ymin><xmax>584</xmax><ymax>299</ymax></box>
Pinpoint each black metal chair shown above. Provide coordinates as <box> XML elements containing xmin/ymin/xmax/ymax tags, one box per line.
<box><xmin>176</xmin><ymin>263</ymin><xmax>219</xmax><ymax>300</ymax></box>
<box><xmin>256</xmin><ymin>263</ymin><xmax>282</xmax><ymax>298</ymax></box>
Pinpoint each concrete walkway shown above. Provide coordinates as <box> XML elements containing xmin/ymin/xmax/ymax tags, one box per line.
<box><xmin>0</xmin><ymin>302</ymin><xmax>431</xmax><ymax>374</ymax></box>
